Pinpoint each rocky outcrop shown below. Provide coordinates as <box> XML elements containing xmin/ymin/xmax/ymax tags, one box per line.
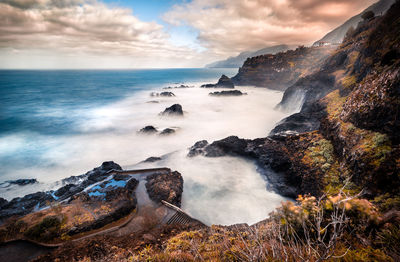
<box><xmin>163</xmin><ymin>84</ymin><xmax>193</xmax><ymax>89</ymax></box>
<box><xmin>0</xmin><ymin>162</ymin><xmax>122</xmax><ymax>221</ymax></box>
<box><xmin>188</xmin><ymin>134</ymin><xmax>328</xmax><ymax>198</ymax></box>
<box><xmin>160</xmin><ymin>104</ymin><xmax>184</xmax><ymax>116</ymax></box>
<box><xmin>145</xmin><ymin>171</ymin><xmax>183</xmax><ymax>207</ymax></box>
<box><xmin>1</xmin><ymin>179</ymin><xmax>38</xmax><ymax>186</ymax></box>
<box><xmin>0</xmin><ymin>192</ymin><xmax>55</xmax><ymax>221</ymax></box>
<box><xmin>150</xmin><ymin>92</ymin><xmax>175</xmax><ymax>97</ymax></box>
<box><xmin>231</xmin><ymin>46</ymin><xmax>335</xmax><ymax>90</ymax></box>
<box><xmin>55</xmin><ymin>161</ymin><xmax>122</xmax><ymax>201</ymax></box>
<box><xmin>66</xmin><ymin>175</ymin><xmax>139</xmax><ymax>236</ymax></box>
<box><xmin>143</xmin><ymin>157</ymin><xmax>162</xmax><ymax>163</ymax></box>
<box><xmin>139</xmin><ymin>126</ymin><xmax>158</xmax><ymax>134</ymax></box>
<box><xmin>209</xmin><ymin>90</ymin><xmax>246</xmax><ymax>96</ymax></box>
<box><xmin>201</xmin><ymin>75</ymin><xmax>234</xmax><ymax>88</ymax></box>
<box><xmin>160</xmin><ymin>128</ymin><xmax>175</xmax><ymax>135</ymax></box>
<box><xmin>187</xmin><ymin>140</ymin><xmax>209</xmax><ymax>157</ymax></box>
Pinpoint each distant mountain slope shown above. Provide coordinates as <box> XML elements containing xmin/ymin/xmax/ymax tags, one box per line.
<box><xmin>205</xmin><ymin>45</ymin><xmax>290</xmax><ymax>68</ymax></box>
<box><xmin>314</xmin><ymin>0</ymin><xmax>395</xmax><ymax>45</ymax></box>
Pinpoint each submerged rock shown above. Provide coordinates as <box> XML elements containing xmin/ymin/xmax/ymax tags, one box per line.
<box><xmin>163</xmin><ymin>84</ymin><xmax>193</xmax><ymax>89</ymax></box>
<box><xmin>160</xmin><ymin>128</ymin><xmax>175</xmax><ymax>135</ymax></box>
<box><xmin>209</xmin><ymin>90</ymin><xmax>246</xmax><ymax>96</ymax></box>
<box><xmin>139</xmin><ymin>126</ymin><xmax>158</xmax><ymax>134</ymax></box>
<box><xmin>160</xmin><ymin>104</ymin><xmax>184</xmax><ymax>116</ymax></box>
<box><xmin>143</xmin><ymin>156</ymin><xmax>162</xmax><ymax>163</ymax></box>
<box><xmin>150</xmin><ymin>92</ymin><xmax>175</xmax><ymax>97</ymax></box>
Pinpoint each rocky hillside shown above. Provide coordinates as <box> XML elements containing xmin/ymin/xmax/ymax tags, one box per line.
<box><xmin>314</xmin><ymin>0</ymin><xmax>395</xmax><ymax>45</ymax></box>
<box><xmin>231</xmin><ymin>45</ymin><xmax>336</xmax><ymax>90</ymax></box>
<box><xmin>205</xmin><ymin>44</ymin><xmax>290</xmax><ymax>68</ymax></box>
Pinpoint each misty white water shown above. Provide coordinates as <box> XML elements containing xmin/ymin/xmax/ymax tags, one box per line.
<box><xmin>1</xmin><ymin>85</ymin><xmax>293</xmax><ymax>225</ymax></box>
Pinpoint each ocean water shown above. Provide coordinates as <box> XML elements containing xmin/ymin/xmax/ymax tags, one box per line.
<box><xmin>0</xmin><ymin>68</ymin><xmax>293</xmax><ymax>225</ymax></box>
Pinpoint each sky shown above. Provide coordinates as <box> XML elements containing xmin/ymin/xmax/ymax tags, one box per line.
<box><xmin>0</xmin><ymin>0</ymin><xmax>377</xmax><ymax>69</ymax></box>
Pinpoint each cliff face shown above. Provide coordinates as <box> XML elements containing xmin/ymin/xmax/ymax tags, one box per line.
<box><xmin>205</xmin><ymin>44</ymin><xmax>290</xmax><ymax>68</ymax></box>
<box><xmin>231</xmin><ymin>45</ymin><xmax>335</xmax><ymax>90</ymax></box>
<box><xmin>276</xmin><ymin>1</ymin><xmax>400</xmax><ymax>198</ymax></box>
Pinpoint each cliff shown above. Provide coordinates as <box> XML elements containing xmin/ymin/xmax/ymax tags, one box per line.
<box><xmin>231</xmin><ymin>45</ymin><xmax>336</xmax><ymax>90</ymax></box>
<box><xmin>205</xmin><ymin>44</ymin><xmax>290</xmax><ymax>68</ymax></box>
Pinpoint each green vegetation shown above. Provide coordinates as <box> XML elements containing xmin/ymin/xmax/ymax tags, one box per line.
<box><xmin>24</xmin><ymin>216</ymin><xmax>62</xmax><ymax>242</ymax></box>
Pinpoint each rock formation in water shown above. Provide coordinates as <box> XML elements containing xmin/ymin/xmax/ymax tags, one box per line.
<box><xmin>160</xmin><ymin>104</ymin><xmax>184</xmax><ymax>116</ymax></box>
<box><xmin>150</xmin><ymin>91</ymin><xmax>175</xmax><ymax>97</ymax></box>
<box><xmin>160</xmin><ymin>128</ymin><xmax>175</xmax><ymax>135</ymax></box>
<box><xmin>201</xmin><ymin>75</ymin><xmax>234</xmax><ymax>88</ymax></box>
<box><xmin>139</xmin><ymin>125</ymin><xmax>158</xmax><ymax>134</ymax></box>
<box><xmin>209</xmin><ymin>90</ymin><xmax>246</xmax><ymax>96</ymax></box>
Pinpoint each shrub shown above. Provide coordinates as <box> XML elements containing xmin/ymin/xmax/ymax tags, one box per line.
<box><xmin>25</xmin><ymin>216</ymin><xmax>62</xmax><ymax>241</ymax></box>
<box><xmin>362</xmin><ymin>11</ymin><xmax>375</xmax><ymax>21</ymax></box>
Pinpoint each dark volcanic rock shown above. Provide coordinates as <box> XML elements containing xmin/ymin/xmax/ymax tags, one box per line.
<box><xmin>160</xmin><ymin>128</ymin><xmax>175</xmax><ymax>135</ymax></box>
<box><xmin>5</xmin><ymin>179</ymin><xmax>38</xmax><ymax>186</ymax></box>
<box><xmin>139</xmin><ymin>126</ymin><xmax>158</xmax><ymax>134</ymax></box>
<box><xmin>0</xmin><ymin>198</ymin><xmax>8</xmax><ymax>208</ymax></box>
<box><xmin>188</xmin><ymin>135</ymin><xmax>325</xmax><ymax>198</ymax></box>
<box><xmin>55</xmin><ymin>161</ymin><xmax>123</xmax><ymax>201</ymax></box>
<box><xmin>146</xmin><ymin>171</ymin><xmax>183</xmax><ymax>207</ymax></box>
<box><xmin>277</xmin><ymin>71</ymin><xmax>336</xmax><ymax>112</ymax></box>
<box><xmin>187</xmin><ymin>140</ymin><xmax>209</xmax><ymax>157</ymax></box>
<box><xmin>160</xmin><ymin>104</ymin><xmax>184</xmax><ymax>116</ymax></box>
<box><xmin>209</xmin><ymin>90</ymin><xmax>246</xmax><ymax>96</ymax></box>
<box><xmin>0</xmin><ymin>192</ymin><xmax>55</xmax><ymax>221</ymax></box>
<box><xmin>216</xmin><ymin>75</ymin><xmax>234</xmax><ymax>88</ymax></box>
<box><xmin>66</xmin><ymin>176</ymin><xmax>139</xmax><ymax>236</ymax></box>
<box><xmin>150</xmin><ymin>92</ymin><xmax>175</xmax><ymax>97</ymax></box>
<box><xmin>163</xmin><ymin>84</ymin><xmax>193</xmax><ymax>89</ymax></box>
<box><xmin>201</xmin><ymin>75</ymin><xmax>234</xmax><ymax>88</ymax></box>
<box><xmin>143</xmin><ymin>156</ymin><xmax>162</xmax><ymax>163</ymax></box>
<box><xmin>160</xmin><ymin>92</ymin><xmax>175</xmax><ymax>97</ymax></box>
<box><xmin>271</xmin><ymin>102</ymin><xmax>326</xmax><ymax>135</ymax></box>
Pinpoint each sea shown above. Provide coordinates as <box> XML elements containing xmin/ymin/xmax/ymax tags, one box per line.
<box><xmin>0</xmin><ymin>68</ymin><xmax>293</xmax><ymax>225</ymax></box>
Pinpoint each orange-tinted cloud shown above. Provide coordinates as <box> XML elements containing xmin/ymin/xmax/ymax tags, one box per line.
<box><xmin>164</xmin><ymin>0</ymin><xmax>376</xmax><ymax>56</ymax></box>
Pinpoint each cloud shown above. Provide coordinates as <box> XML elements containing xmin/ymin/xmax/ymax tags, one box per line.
<box><xmin>163</xmin><ymin>0</ymin><xmax>376</xmax><ymax>56</ymax></box>
<box><xmin>0</xmin><ymin>0</ymin><xmax>206</xmax><ymax>68</ymax></box>
<box><xmin>0</xmin><ymin>0</ymin><xmax>377</xmax><ymax>68</ymax></box>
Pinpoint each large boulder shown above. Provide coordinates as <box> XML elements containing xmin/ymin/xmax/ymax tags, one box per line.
<box><xmin>145</xmin><ymin>171</ymin><xmax>183</xmax><ymax>207</ymax></box>
<box><xmin>139</xmin><ymin>126</ymin><xmax>158</xmax><ymax>134</ymax></box>
<box><xmin>160</xmin><ymin>104</ymin><xmax>184</xmax><ymax>116</ymax></box>
<box><xmin>160</xmin><ymin>128</ymin><xmax>175</xmax><ymax>135</ymax></box>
